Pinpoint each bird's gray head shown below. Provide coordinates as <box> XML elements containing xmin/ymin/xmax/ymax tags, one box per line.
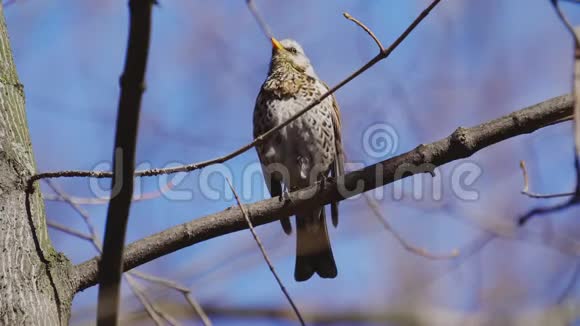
<box><xmin>269</xmin><ymin>37</ymin><xmax>318</xmax><ymax>78</ymax></box>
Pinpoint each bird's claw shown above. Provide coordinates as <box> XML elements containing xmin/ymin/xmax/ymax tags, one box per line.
<box><xmin>281</xmin><ymin>187</ymin><xmax>296</xmax><ymax>206</ymax></box>
<box><xmin>320</xmin><ymin>175</ymin><xmax>334</xmax><ymax>192</ymax></box>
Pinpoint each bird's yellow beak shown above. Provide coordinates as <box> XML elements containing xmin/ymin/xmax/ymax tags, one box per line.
<box><xmin>271</xmin><ymin>37</ymin><xmax>284</xmax><ymax>51</ymax></box>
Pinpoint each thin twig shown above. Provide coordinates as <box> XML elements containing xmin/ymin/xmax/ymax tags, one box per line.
<box><xmin>43</xmin><ymin>179</ymin><xmax>175</xmax><ymax>205</ymax></box>
<box><xmin>519</xmin><ymin>160</ymin><xmax>574</xmax><ymax>199</ymax></box>
<box><xmin>342</xmin><ymin>147</ymin><xmax>458</xmax><ymax>259</ymax></box>
<box><xmin>131</xmin><ymin>271</ymin><xmax>190</xmax><ymax>292</ymax></box>
<box><xmin>518</xmin><ymin>200</ymin><xmax>575</xmax><ymax>225</ymax></box>
<box><xmin>184</xmin><ymin>294</ymin><xmax>210</xmax><ymax>325</ymax></box>
<box><xmin>125</xmin><ymin>275</ymin><xmax>164</xmax><ymax>326</ymax></box>
<box><xmin>45</xmin><ymin>180</ymin><xmax>102</xmax><ymax>252</ymax></box>
<box><xmin>74</xmin><ymin>93</ymin><xmax>577</xmax><ymax>291</ymax></box>
<box><xmin>120</xmin><ymin>300</ymin><xmax>580</xmax><ymax>325</ymax></box>
<box><xmin>225</xmin><ymin>178</ymin><xmax>305</xmax><ymax>326</ymax></box>
<box><xmin>47</xmin><ymin>217</ymin><xmax>174</xmax><ymax>325</ymax></box>
<box><xmin>47</xmin><ymin>215</ymin><xmax>205</xmax><ymax>325</ymax></box>
<box><xmin>97</xmin><ymin>0</ymin><xmax>154</xmax><ymax>324</ymax></box>
<box><xmin>518</xmin><ymin>1</ymin><xmax>580</xmax><ymax>226</ymax></box>
<box><xmin>46</xmin><ymin>220</ymin><xmax>93</xmax><ymax>241</ymax></box>
<box><xmin>27</xmin><ymin>0</ymin><xmax>442</xmax><ymax>185</ymax></box>
<box><xmin>43</xmin><ymin>193</ymin><xmax>110</xmax><ymax>204</ymax></box>
<box><xmin>551</xmin><ymin>0</ymin><xmax>580</xmax><ymax>194</ymax></box>
<box><xmin>130</xmin><ymin>271</ymin><xmax>212</xmax><ymax>326</ymax></box>
<box><xmin>246</xmin><ymin>0</ymin><xmax>274</xmax><ymax>39</ymax></box>
<box><xmin>47</xmin><ymin>179</ymin><xmax>209</xmax><ymax>325</ymax></box>
<box><xmin>343</xmin><ymin>12</ymin><xmax>385</xmax><ymax>51</ymax></box>
<box><xmin>401</xmin><ymin>231</ymin><xmax>496</xmax><ymax>305</ymax></box>
<box><xmin>46</xmin><ymin>186</ymin><xmax>180</xmax><ymax>325</ymax></box>
<box><xmin>363</xmin><ymin>193</ymin><xmax>459</xmax><ymax>259</ymax></box>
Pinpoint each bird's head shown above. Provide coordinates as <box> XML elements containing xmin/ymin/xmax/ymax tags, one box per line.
<box><xmin>269</xmin><ymin>37</ymin><xmax>317</xmax><ymax>78</ymax></box>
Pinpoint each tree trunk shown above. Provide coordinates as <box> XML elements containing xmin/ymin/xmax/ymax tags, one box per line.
<box><xmin>0</xmin><ymin>5</ymin><xmax>74</xmax><ymax>325</ymax></box>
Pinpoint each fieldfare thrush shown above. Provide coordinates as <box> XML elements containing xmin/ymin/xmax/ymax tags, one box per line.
<box><xmin>253</xmin><ymin>37</ymin><xmax>345</xmax><ymax>281</ymax></box>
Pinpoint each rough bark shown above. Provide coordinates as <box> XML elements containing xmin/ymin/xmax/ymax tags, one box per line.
<box><xmin>0</xmin><ymin>5</ymin><xmax>74</xmax><ymax>325</ymax></box>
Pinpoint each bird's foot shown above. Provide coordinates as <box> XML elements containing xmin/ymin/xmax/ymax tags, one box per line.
<box><xmin>320</xmin><ymin>175</ymin><xmax>335</xmax><ymax>192</ymax></box>
<box><xmin>281</xmin><ymin>186</ymin><xmax>296</xmax><ymax>206</ymax></box>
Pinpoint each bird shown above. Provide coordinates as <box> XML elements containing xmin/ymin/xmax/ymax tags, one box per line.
<box><xmin>253</xmin><ymin>37</ymin><xmax>344</xmax><ymax>281</ymax></box>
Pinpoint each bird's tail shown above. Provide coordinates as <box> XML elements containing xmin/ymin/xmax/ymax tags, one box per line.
<box><xmin>294</xmin><ymin>207</ymin><xmax>337</xmax><ymax>281</ymax></box>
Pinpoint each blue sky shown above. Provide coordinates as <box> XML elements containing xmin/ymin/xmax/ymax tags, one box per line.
<box><xmin>5</xmin><ymin>0</ymin><xmax>580</xmax><ymax>325</ymax></box>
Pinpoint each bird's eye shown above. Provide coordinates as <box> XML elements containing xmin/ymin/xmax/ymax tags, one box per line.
<box><xmin>287</xmin><ymin>47</ymin><xmax>298</xmax><ymax>54</ymax></box>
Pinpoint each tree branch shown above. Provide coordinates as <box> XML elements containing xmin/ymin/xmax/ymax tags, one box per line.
<box><xmin>97</xmin><ymin>0</ymin><xmax>153</xmax><ymax>325</ymax></box>
<box><xmin>74</xmin><ymin>94</ymin><xmax>574</xmax><ymax>292</ymax></box>
<box><xmin>551</xmin><ymin>1</ymin><xmax>580</xmax><ymax>194</ymax></box>
<box><xmin>517</xmin><ymin>1</ymin><xmax>580</xmax><ymax>226</ymax></box>
<box><xmin>226</xmin><ymin>178</ymin><xmax>305</xmax><ymax>325</ymax></box>
<box><xmin>27</xmin><ymin>0</ymin><xmax>442</xmax><ymax>183</ymax></box>
<box><xmin>519</xmin><ymin>160</ymin><xmax>574</xmax><ymax>198</ymax></box>
<box><xmin>120</xmin><ymin>300</ymin><xmax>580</xmax><ymax>325</ymax></box>
<box><xmin>343</xmin><ymin>12</ymin><xmax>385</xmax><ymax>52</ymax></box>
<box><xmin>363</xmin><ymin>192</ymin><xmax>459</xmax><ymax>259</ymax></box>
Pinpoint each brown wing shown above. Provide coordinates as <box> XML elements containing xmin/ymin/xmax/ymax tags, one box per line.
<box><xmin>323</xmin><ymin>82</ymin><xmax>345</xmax><ymax>228</ymax></box>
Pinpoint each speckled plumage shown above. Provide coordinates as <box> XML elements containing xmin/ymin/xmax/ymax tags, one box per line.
<box><xmin>253</xmin><ymin>38</ymin><xmax>344</xmax><ymax>281</ymax></box>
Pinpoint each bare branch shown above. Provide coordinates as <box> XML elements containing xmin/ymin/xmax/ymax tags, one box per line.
<box><xmin>343</xmin><ymin>12</ymin><xmax>384</xmax><ymax>52</ymax></box>
<box><xmin>343</xmin><ymin>147</ymin><xmax>458</xmax><ymax>259</ymax></box>
<box><xmin>518</xmin><ymin>200</ymin><xmax>574</xmax><ymax>225</ymax></box>
<box><xmin>46</xmin><ymin>220</ymin><xmax>93</xmax><ymax>241</ymax></box>
<box><xmin>48</xmin><ymin>216</ymin><xmax>178</xmax><ymax>326</ymax></box>
<box><xmin>46</xmin><ymin>179</ymin><xmax>211</xmax><ymax>325</ymax></box>
<box><xmin>130</xmin><ymin>271</ymin><xmax>212</xmax><ymax>326</ymax></box>
<box><xmin>246</xmin><ymin>0</ymin><xmax>274</xmax><ymax>39</ymax></box>
<box><xmin>551</xmin><ymin>1</ymin><xmax>580</xmax><ymax>195</ymax></box>
<box><xmin>363</xmin><ymin>193</ymin><xmax>459</xmax><ymax>259</ymax></box>
<box><xmin>27</xmin><ymin>0</ymin><xmax>442</xmax><ymax>184</ymax></box>
<box><xmin>48</xmin><ymin>213</ymin><xmax>210</xmax><ymax>325</ymax></box>
<box><xmin>121</xmin><ymin>300</ymin><xmax>580</xmax><ymax>326</ymax></box>
<box><xmin>43</xmin><ymin>193</ymin><xmax>110</xmax><ymax>205</ymax></box>
<box><xmin>225</xmin><ymin>178</ymin><xmax>305</xmax><ymax>326</ymax></box>
<box><xmin>518</xmin><ymin>1</ymin><xmax>580</xmax><ymax>225</ymax></box>
<box><xmin>96</xmin><ymin>1</ymin><xmax>154</xmax><ymax>324</ymax></box>
<box><xmin>130</xmin><ymin>271</ymin><xmax>190</xmax><ymax>293</ymax></box>
<box><xmin>519</xmin><ymin>160</ymin><xmax>574</xmax><ymax>199</ymax></box>
<box><xmin>45</xmin><ymin>180</ymin><xmax>102</xmax><ymax>252</ymax></box>
<box><xmin>46</xmin><ymin>203</ymin><xmax>182</xmax><ymax>325</ymax></box>
<box><xmin>43</xmin><ymin>179</ymin><xmax>174</xmax><ymax>205</ymax></box>
<box><xmin>124</xmin><ymin>275</ymin><xmax>165</xmax><ymax>326</ymax></box>
<box><xmin>45</xmin><ymin>178</ymin><xmax>174</xmax><ymax>205</ymax></box>
<box><xmin>74</xmin><ymin>94</ymin><xmax>576</xmax><ymax>292</ymax></box>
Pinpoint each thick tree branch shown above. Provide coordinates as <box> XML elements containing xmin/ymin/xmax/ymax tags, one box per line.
<box><xmin>97</xmin><ymin>0</ymin><xmax>153</xmax><ymax>325</ymax></box>
<box><xmin>74</xmin><ymin>94</ymin><xmax>574</xmax><ymax>292</ymax></box>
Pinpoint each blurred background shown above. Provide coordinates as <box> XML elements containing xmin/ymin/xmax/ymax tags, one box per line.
<box><xmin>5</xmin><ymin>0</ymin><xmax>580</xmax><ymax>325</ymax></box>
